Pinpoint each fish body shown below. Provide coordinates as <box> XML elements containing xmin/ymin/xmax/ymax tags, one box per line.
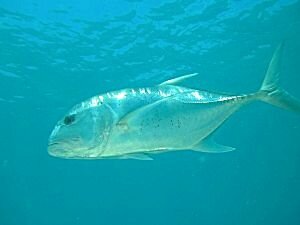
<box><xmin>100</xmin><ymin>86</ymin><xmax>251</xmax><ymax>158</ymax></box>
<box><xmin>48</xmin><ymin>44</ymin><xmax>300</xmax><ymax>160</ymax></box>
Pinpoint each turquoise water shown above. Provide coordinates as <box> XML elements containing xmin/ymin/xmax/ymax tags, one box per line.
<box><xmin>1</xmin><ymin>0</ymin><xmax>300</xmax><ymax>224</ymax></box>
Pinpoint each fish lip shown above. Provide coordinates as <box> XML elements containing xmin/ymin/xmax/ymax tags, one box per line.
<box><xmin>47</xmin><ymin>144</ymin><xmax>59</xmax><ymax>156</ymax></box>
<box><xmin>47</xmin><ymin>146</ymin><xmax>92</xmax><ymax>159</ymax></box>
<box><xmin>48</xmin><ymin>149</ymin><xmax>59</xmax><ymax>157</ymax></box>
<box><xmin>48</xmin><ymin>142</ymin><xmax>60</xmax><ymax>147</ymax></box>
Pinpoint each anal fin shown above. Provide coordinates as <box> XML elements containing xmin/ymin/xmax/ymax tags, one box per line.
<box><xmin>191</xmin><ymin>136</ymin><xmax>235</xmax><ymax>153</ymax></box>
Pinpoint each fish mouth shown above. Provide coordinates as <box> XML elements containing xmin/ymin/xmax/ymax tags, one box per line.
<box><xmin>47</xmin><ymin>142</ymin><xmax>64</xmax><ymax>157</ymax></box>
<box><xmin>47</xmin><ymin>143</ymin><xmax>99</xmax><ymax>159</ymax></box>
<box><xmin>47</xmin><ymin>138</ymin><xmax>91</xmax><ymax>159</ymax></box>
<box><xmin>47</xmin><ymin>139</ymin><xmax>71</xmax><ymax>158</ymax></box>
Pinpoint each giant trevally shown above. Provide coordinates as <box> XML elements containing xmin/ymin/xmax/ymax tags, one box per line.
<box><xmin>48</xmin><ymin>44</ymin><xmax>300</xmax><ymax>160</ymax></box>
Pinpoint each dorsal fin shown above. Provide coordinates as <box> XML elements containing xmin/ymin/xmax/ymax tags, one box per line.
<box><xmin>159</xmin><ymin>73</ymin><xmax>198</xmax><ymax>86</ymax></box>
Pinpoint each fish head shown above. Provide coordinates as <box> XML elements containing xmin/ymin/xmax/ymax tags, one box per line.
<box><xmin>48</xmin><ymin>101</ymin><xmax>113</xmax><ymax>159</ymax></box>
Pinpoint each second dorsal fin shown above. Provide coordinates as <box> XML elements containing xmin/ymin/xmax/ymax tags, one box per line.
<box><xmin>159</xmin><ymin>73</ymin><xmax>198</xmax><ymax>86</ymax></box>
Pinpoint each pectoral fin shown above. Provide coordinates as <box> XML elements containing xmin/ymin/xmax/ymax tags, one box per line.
<box><xmin>192</xmin><ymin>136</ymin><xmax>235</xmax><ymax>153</ymax></box>
<box><xmin>117</xmin><ymin>97</ymin><xmax>171</xmax><ymax>128</ymax></box>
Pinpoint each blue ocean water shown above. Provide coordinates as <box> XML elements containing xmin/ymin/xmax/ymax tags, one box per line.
<box><xmin>1</xmin><ymin>0</ymin><xmax>300</xmax><ymax>225</ymax></box>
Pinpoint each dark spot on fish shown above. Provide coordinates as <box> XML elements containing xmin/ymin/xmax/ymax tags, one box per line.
<box><xmin>64</xmin><ymin>114</ymin><xmax>76</xmax><ymax>125</ymax></box>
<box><xmin>177</xmin><ymin>119</ymin><xmax>181</xmax><ymax>128</ymax></box>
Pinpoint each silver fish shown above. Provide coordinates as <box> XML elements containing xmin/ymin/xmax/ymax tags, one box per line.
<box><xmin>48</xmin><ymin>44</ymin><xmax>300</xmax><ymax>160</ymax></box>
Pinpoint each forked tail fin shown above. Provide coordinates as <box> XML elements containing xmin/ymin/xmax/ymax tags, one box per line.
<box><xmin>258</xmin><ymin>43</ymin><xmax>300</xmax><ymax>113</ymax></box>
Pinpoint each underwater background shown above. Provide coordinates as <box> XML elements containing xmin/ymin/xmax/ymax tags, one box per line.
<box><xmin>1</xmin><ymin>0</ymin><xmax>300</xmax><ymax>225</ymax></box>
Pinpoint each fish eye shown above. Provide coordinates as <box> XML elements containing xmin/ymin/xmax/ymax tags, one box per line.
<box><xmin>64</xmin><ymin>114</ymin><xmax>76</xmax><ymax>125</ymax></box>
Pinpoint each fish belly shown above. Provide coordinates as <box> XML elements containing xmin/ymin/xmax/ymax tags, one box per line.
<box><xmin>104</xmin><ymin>99</ymin><xmax>240</xmax><ymax>156</ymax></box>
